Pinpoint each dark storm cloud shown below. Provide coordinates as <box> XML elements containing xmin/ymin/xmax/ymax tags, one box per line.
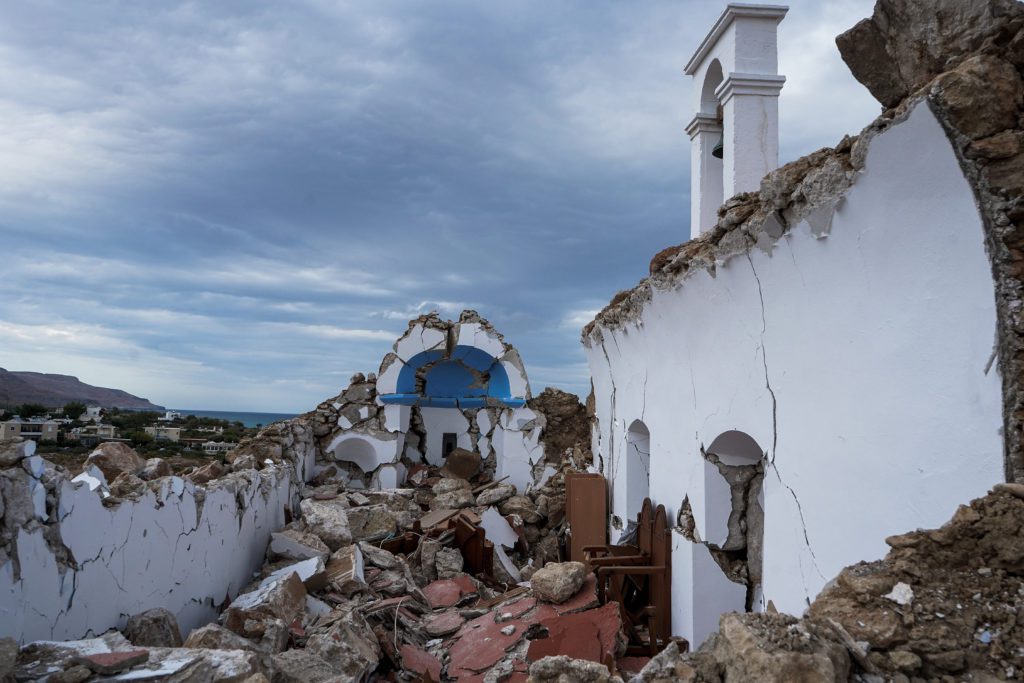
<box><xmin>0</xmin><ymin>0</ymin><xmax>877</xmax><ymax>411</ymax></box>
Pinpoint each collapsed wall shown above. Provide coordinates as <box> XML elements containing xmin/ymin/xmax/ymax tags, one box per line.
<box><xmin>582</xmin><ymin>0</ymin><xmax>1021</xmax><ymax>647</ymax></box>
<box><xmin>285</xmin><ymin>311</ymin><xmax>582</xmax><ymax>494</ymax></box>
<box><xmin>0</xmin><ymin>311</ymin><xmax>587</xmax><ymax>646</ymax></box>
<box><xmin>0</xmin><ymin>429</ymin><xmax>317</xmax><ymax>644</ymax></box>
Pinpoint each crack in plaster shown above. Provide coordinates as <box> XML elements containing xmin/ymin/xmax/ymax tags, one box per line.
<box><xmin>746</xmin><ymin>253</ymin><xmax>778</xmax><ymax>461</ymax></box>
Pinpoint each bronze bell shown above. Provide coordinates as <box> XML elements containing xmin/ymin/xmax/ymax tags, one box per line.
<box><xmin>712</xmin><ymin>133</ymin><xmax>724</xmax><ymax>159</ymax></box>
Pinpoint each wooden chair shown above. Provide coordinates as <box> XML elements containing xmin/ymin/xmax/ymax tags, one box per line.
<box><xmin>583</xmin><ymin>498</ymin><xmax>654</xmax><ymax>599</ymax></box>
<box><xmin>591</xmin><ymin>502</ymin><xmax>672</xmax><ymax>656</ymax></box>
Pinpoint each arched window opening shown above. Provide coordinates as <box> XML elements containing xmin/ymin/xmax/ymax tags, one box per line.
<box><xmin>626</xmin><ymin>420</ymin><xmax>651</xmax><ymax>525</ymax></box>
<box><xmin>704</xmin><ymin>430</ymin><xmax>765</xmax><ymax>612</ymax></box>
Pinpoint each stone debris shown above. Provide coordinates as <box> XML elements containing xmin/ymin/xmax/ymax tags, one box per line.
<box><xmin>269</xmin><ymin>529</ymin><xmax>330</xmax><ymax>561</ymax></box>
<box><xmin>530</xmin><ymin>561</ymin><xmax>587</xmax><ymax>604</ymax></box>
<box><xmin>124</xmin><ymin>608</ymin><xmax>183</xmax><ymax>648</ymax></box>
<box><xmin>624</xmin><ymin>486</ymin><xmax>1024</xmax><ymax>682</ymax></box>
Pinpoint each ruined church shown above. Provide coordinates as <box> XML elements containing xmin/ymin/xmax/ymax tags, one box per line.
<box><xmin>2</xmin><ymin>0</ymin><xmax>1024</xmax><ymax>680</ymax></box>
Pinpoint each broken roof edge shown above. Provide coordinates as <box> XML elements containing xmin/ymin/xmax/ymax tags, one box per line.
<box><xmin>580</xmin><ymin>103</ymin><xmax>915</xmax><ymax>346</ymax></box>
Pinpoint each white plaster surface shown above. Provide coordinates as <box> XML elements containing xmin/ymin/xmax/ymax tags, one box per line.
<box><xmin>0</xmin><ymin>467</ymin><xmax>297</xmax><ymax>643</ymax></box>
<box><xmin>420</xmin><ymin>407</ymin><xmax>472</xmax><ymax>465</ymax></box>
<box><xmin>585</xmin><ymin>101</ymin><xmax>1004</xmax><ymax>645</ymax></box>
<box><xmin>327</xmin><ymin>431</ymin><xmax>403</xmax><ymax>472</ymax></box>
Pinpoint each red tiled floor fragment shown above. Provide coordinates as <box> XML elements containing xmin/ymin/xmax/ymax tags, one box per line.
<box><xmin>555</xmin><ymin>575</ymin><xmax>599</xmax><ymax>614</ymax></box>
<box><xmin>423</xmin><ymin>579</ymin><xmax>464</xmax><ymax>608</ymax></box>
<box><xmin>452</xmin><ymin>573</ymin><xmax>477</xmax><ymax>596</ymax></box>
<box><xmin>424</xmin><ymin>610</ymin><xmax>464</xmax><ymax>637</ymax></box>
<box><xmin>496</xmin><ymin>597</ymin><xmax>536</xmax><ymax>620</ymax></box>
<box><xmin>525</xmin><ymin>602</ymin><xmax>622</xmax><ymax>664</ymax></box>
<box><xmin>400</xmin><ymin>644</ymin><xmax>441</xmax><ymax>681</ymax></box>
<box><xmin>617</xmin><ymin>656</ymin><xmax>651</xmax><ymax>675</ymax></box>
<box><xmin>447</xmin><ymin>611</ymin><xmax>529</xmax><ymax>679</ymax></box>
<box><xmin>78</xmin><ymin>650</ymin><xmax>149</xmax><ymax>674</ymax></box>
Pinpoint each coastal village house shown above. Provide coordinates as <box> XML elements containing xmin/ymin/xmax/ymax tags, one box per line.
<box><xmin>583</xmin><ymin>3</ymin><xmax>1011</xmax><ymax>646</ymax></box>
<box><xmin>0</xmin><ymin>417</ymin><xmax>58</xmax><ymax>442</ymax></box>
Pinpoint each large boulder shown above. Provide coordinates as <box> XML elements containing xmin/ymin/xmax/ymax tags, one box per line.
<box><xmin>531</xmin><ymin>561</ymin><xmax>586</xmax><ymax>604</ymax></box>
<box><xmin>85</xmin><ymin>442</ymin><xmax>145</xmax><ymax>482</ymax></box>
<box><xmin>124</xmin><ymin>607</ymin><xmax>182</xmax><ymax>648</ymax></box>
<box><xmin>836</xmin><ymin>0</ymin><xmax>1024</xmax><ymax>108</ymax></box>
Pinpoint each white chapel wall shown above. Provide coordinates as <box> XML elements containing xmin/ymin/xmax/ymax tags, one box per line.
<box><xmin>585</xmin><ymin>100</ymin><xmax>1004</xmax><ymax>646</ymax></box>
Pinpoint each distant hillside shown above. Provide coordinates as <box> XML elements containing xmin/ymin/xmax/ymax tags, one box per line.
<box><xmin>0</xmin><ymin>368</ymin><xmax>165</xmax><ymax>411</ymax></box>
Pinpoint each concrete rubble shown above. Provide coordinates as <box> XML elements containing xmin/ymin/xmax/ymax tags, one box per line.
<box><xmin>2</xmin><ymin>427</ymin><xmax>621</xmax><ymax>682</ymax></box>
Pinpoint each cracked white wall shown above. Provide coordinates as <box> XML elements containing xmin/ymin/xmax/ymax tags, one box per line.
<box><xmin>0</xmin><ymin>465</ymin><xmax>301</xmax><ymax>644</ymax></box>
<box><xmin>585</xmin><ymin>101</ymin><xmax>1004</xmax><ymax>646</ymax></box>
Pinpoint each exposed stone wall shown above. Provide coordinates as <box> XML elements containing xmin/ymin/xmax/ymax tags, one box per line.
<box><xmin>835</xmin><ymin>0</ymin><xmax>1024</xmax><ymax>484</ymax></box>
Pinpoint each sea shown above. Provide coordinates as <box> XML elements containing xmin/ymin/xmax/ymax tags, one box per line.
<box><xmin>173</xmin><ymin>409</ymin><xmax>298</xmax><ymax>428</ymax></box>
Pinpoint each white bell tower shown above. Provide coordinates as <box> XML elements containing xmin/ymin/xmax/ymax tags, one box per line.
<box><xmin>685</xmin><ymin>4</ymin><xmax>788</xmax><ymax>239</ymax></box>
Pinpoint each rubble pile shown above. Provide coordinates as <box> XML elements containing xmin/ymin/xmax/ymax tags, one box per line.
<box><xmin>618</xmin><ymin>484</ymin><xmax>1024</xmax><ymax>683</ymax></box>
<box><xmin>0</xmin><ymin>438</ymin><xmax>623</xmax><ymax>682</ymax></box>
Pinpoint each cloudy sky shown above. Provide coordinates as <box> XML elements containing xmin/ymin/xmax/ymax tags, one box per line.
<box><xmin>0</xmin><ymin>0</ymin><xmax>880</xmax><ymax>413</ymax></box>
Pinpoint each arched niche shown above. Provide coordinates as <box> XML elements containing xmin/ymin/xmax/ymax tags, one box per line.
<box><xmin>625</xmin><ymin>419</ymin><xmax>651</xmax><ymax>524</ymax></box>
<box><xmin>700</xmin><ymin>59</ymin><xmax>724</xmax><ymax>115</ymax></box>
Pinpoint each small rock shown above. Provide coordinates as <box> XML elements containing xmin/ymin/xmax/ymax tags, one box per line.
<box><xmin>441</xmin><ymin>448</ymin><xmax>481</xmax><ymax>480</ymax></box>
<box><xmin>500</xmin><ymin>624</ymin><xmax>516</xmax><ymax>636</ymax></box>
<box><xmin>499</xmin><ymin>495</ymin><xmax>543</xmax><ymax>523</ymax></box>
<box><xmin>189</xmin><ymin>460</ymin><xmax>226</xmax><ymax>485</ymax></box>
<box><xmin>49</xmin><ymin>665</ymin><xmax>92</xmax><ymax>683</ymax></box>
<box><xmin>269</xmin><ymin>529</ymin><xmax>330</xmax><ymax>561</ymax></box>
<box><xmin>124</xmin><ymin>607</ymin><xmax>183</xmax><ymax>647</ymax></box>
<box><xmin>304</xmin><ymin>609</ymin><xmax>381</xmax><ymax>681</ymax></box>
<box><xmin>221</xmin><ymin>573</ymin><xmax>307</xmax><ymax>639</ymax></box>
<box><xmin>138</xmin><ymin>457</ymin><xmax>172</xmax><ymax>481</ymax></box>
<box><xmin>477</xmin><ymin>483</ymin><xmax>516</xmax><ymax>506</ymax></box>
<box><xmin>347</xmin><ymin>503</ymin><xmax>398</xmax><ymax>542</ymax></box>
<box><xmin>358</xmin><ymin>541</ymin><xmax>400</xmax><ymax>569</ymax></box>
<box><xmin>531</xmin><ymin>561</ymin><xmax>586</xmax><ymax>604</ymax></box>
<box><xmin>430</xmin><ymin>488</ymin><xmax>476</xmax><ymax>510</ymax></box>
<box><xmin>883</xmin><ymin>582</ymin><xmax>914</xmax><ymax>606</ymax></box>
<box><xmin>527</xmin><ymin>655</ymin><xmax>614</xmax><ymax>683</ymax></box>
<box><xmin>269</xmin><ymin>649</ymin><xmax>340</xmax><ymax>683</ymax></box>
<box><xmin>184</xmin><ymin>623</ymin><xmax>258</xmax><ymax>651</ymax></box>
<box><xmin>432</xmin><ymin>478</ymin><xmax>471</xmax><ymax>495</ymax></box>
<box><xmin>108</xmin><ymin>472</ymin><xmax>147</xmax><ymax>498</ymax></box>
<box><xmin>435</xmin><ymin>547</ymin><xmax>465</xmax><ymax>579</ymax></box>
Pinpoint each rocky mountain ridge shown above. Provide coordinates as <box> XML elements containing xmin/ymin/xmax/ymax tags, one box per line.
<box><xmin>0</xmin><ymin>368</ymin><xmax>164</xmax><ymax>411</ymax></box>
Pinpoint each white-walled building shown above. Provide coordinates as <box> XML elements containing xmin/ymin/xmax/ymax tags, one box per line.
<box><xmin>583</xmin><ymin>3</ymin><xmax>1008</xmax><ymax>647</ymax></box>
<box><xmin>321</xmin><ymin>312</ymin><xmax>548</xmax><ymax>492</ymax></box>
